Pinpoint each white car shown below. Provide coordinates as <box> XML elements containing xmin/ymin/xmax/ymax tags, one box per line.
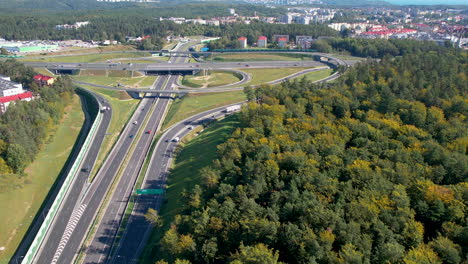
<box><xmin>172</xmin><ymin>137</ymin><xmax>180</xmax><ymax>142</ymax></box>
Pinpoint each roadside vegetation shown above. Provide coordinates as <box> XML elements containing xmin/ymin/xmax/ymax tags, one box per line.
<box><xmin>301</xmin><ymin>68</ymin><xmax>334</xmax><ymax>82</ymax></box>
<box><xmin>209</xmin><ymin>53</ymin><xmax>313</xmax><ymax>62</ymax></box>
<box><xmin>140</xmin><ymin>114</ymin><xmax>240</xmax><ymax>264</ymax></box>
<box><xmin>73</xmin><ymin>75</ymin><xmax>156</xmax><ymax>88</ymax></box>
<box><xmin>240</xmin><ymin>67</ymin><xmax>311</xmax><ymax>86</ymax></box>
<box><xmin>152</xmin><ymin>47</ymin><xmax>468</xmax><ymax>264</ymax></box>
<box><xmin>0</xmin><ymin>94</ymin><xmax>84</xmax><ymax>263</ymax></box>
<box><xmin>181</xmin><ymin>71</ymin><xmax>241</xmax><ymax>88</ymax></box>
<box><xmin>162</xmin><ymin>91</ymin><xmax>245</xmax><ymax>130</ymax></box>
<box><xmin>22</xmin><ymin>52</ymin><xmax>150</xmax><ymax>63</ymax></box>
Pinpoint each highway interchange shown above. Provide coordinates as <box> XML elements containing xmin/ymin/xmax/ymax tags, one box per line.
<box><xmin>15</xmin><ymin>43</ymin><xmax>350</xmax><ymax>264</ymax></box>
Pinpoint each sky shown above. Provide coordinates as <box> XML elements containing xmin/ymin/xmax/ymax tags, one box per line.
<box><xmin>386</xmin><ymin>0</ymin><xmax>467</xmax><ymax>5</ymax></box>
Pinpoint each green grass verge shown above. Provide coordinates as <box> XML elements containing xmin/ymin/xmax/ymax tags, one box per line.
<box><xmin>140</xmin><ymin>114</ymin><xmax>240</xmax><ymax>264</ymax></box>
<box><xmin>162</xmin><ymin>91</ymin><xmax>246</xmax><ymax>130</ymax></box>
<box><xmin>209</xmin><ymin>53</ymin><xmax>312</xmax><ymax>62</ymax></box>
<box><xmin>181</xmin><ymin>71</ymin><xmax>241</xmax><ymax>88</ymax></box>
<box><xmin>22</xmin><ymin>52</ymin><xmax>150</xmax><ymax>63</ymax></box>
<box><xmin>75</xmin><ymin>84</ymin><xmax>139</xmax><ymax>177</ymax></box>
<box><xmin>241</xmin><ymin>67</ymin><xmax>311</xmax><ymax>86</ymax></box>
<box><xmin>73</xmin><ymin>74</ymin><xmax>156</xmax><ymax>88</ymax></box>
<box><xmin>0</xmin><ymin>95</ymin><xmax>84</xmax><ymax>263</ymax></box>
<box><xmin>33</xmin><ymin>68</ymin><xmax>56</xmax><ymax>77</ymax></box>
<box><xmin>302</xmin><ymin>69</ymin><xmax>334</xmax><ymax>82</ymax></box>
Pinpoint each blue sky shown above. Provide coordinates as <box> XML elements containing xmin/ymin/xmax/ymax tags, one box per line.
<box><xmin>386</xmin><ymin>0</ymin><xmax>467</xmax><ymax>5</ymax></box>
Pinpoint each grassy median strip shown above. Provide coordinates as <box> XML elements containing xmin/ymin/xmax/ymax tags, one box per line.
<box><xmin>140</xmin><ymin>114</ymin><xmax>240</xmax><ymax>264</ymax></box>
<box><xmin>0</xmin><ymin>95</ymin><xmax>84</xmax><ymax>263</ymax></box>
<box><xmin>302</xmin><ymin>68</ymin><xmax>334</xmax><ymax>82</ymax></box>
<box><xmin>74</xmin><ymin>84</ymin><xmax>139</xmax><ymax>181</ymax></box>
<box><xmin>22</xmin><ymin>52</ymin><xmax>150</xmax><ymax>63</ymax></box>
<box><xmin>181</xmin><ymin>70</ymin><xmax>241</xmax><ymax>88</ymax></box>
<box><xmin>209</xmin><ymin>53</ymin><xmax>312</xmax><ymax>62</ymax></box>
<box><xmin>73</xmin><ymin>75</ymin><xmax>156</xmax><ymax>88</ymax></box>
<box><xmin>240</xmin><ymin>67</ymin><xmax>311</xmax><ymax>86</ymax></box>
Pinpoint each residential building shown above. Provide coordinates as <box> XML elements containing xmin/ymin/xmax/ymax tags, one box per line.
<box><xmin>278</xmin><ymin>14</ymin><xmax>293</xmax><ymax>24</ymax></box>
<box><xmin>0</xmin><ymin>75</ymin><xmax>24</xmax><ymax>97</ymax></box>
<box><xmin>273</xmin><ymin>35</ymin><xmax>289</xmax><ymax>43</ymax></box>
<box><xmin>33</xmin><ymin>74</ymin><xmax>55</xmax><ymax>86</ymax></box>
<box><xmin>296</xmin><ymin>36</ymin><xmax>315</xmax><ymax>49</ymax></box>
<box><xmin>0</xmin><ymin>74</ymin><xmax>31</xmax><ymax>114</ymax></box>
<box><xmin>0</xmin><ymin>92</ymin><xmax>33</xmax><ymax>114</ymax></box>
<box><xmin>258</xmin><ymin>36</ymin><xmax>268</xmax><ymax>48</ymax></box>
<box><xmin>278</xmin><ymin>37</ymin><xmax>288</xmax><ymax>48</ymax></box>
<box><xmin>238</xmin><ymin>37</ymin><xmax>247</xmax><ymax>48</ymax></box>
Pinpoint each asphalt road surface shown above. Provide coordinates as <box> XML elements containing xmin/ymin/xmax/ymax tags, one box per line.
<box><xmin>24</xmin><ymin>60</ymin><xmax>325</xmax><ymax>72</ymax></box>
<box><xmin>15</xmin><ymin>91</ymin><xmax>112</xmax><ymax>264</ymax></box>
<box><xmin>109</xmin><ymin>103</ymin><xmax>243</xmax><ymax>264</ymax></box>
<box><xmin>80</xmin><ymin>45</ymin><xmax>191</xmax><ymax>264</ymax></box>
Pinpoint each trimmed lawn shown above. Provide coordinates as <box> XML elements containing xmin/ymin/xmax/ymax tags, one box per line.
<box><xmin>22</xmin><ymin>52</ymin><xmax>150</xmax><ymax>63</ymax></box>
<box><xmin>181</xmin><ymin>71</ymin><xmax>241</xmax><ymax>88</ymax></box>
<box><xmin>0</xmin><ymin>95</ymin><xmax>84</xmax><ymax>263</ymax></box>
<box><xmin>162</xmin><ymin>91</ymin><xmax>245</xmax><ymax>130</ymax></box>
<box><xmin>241</xmin><ymin>67</ymin><xmax>311</xmax><ymax>86</ymax></box>
<box><xmin>33</xmin><ymin>68</ymin><xmax>56</xmax><ymax>77</ymax></box>
<box><xmin>73</xmin><ymin>75</ymin><xmax>156</xmax><ymax>88</ymax></box>
<box><xmin>210</xmin><ymin>53</ymin><xmax>312</xmax><ymax>62</ymax></box>
<box><xmin>76</xmin><ymin>85</ymin><xmax>139</xmax><ymax>176</ymax></box>
<box><xmin>140</xmin><ymin>114</ymin><xmax>240</xmax><ymax>264</ymax></box>
<box><xmin>24</xmin><ymin>45</ymin><xmax>136</xmax><ymax>57</ymax></box>
<box><xmin>302</xmin><ymin>68</ymin><xmax>334</xmax><ymax>82</ymax></box>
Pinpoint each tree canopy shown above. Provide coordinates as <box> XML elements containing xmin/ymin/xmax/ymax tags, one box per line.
<box><xmin>155</xmin><ymin>46</ymin><xmax>467</xmax><ymax>263</ymax></box>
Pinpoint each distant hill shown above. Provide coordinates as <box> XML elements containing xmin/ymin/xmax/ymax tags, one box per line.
<box><xmin>0</xmin><ymin>0</ymin><xmax>138</xmax><ymax>10</ymax></box>
<box><xmin>323</xmin><ymin>0</ymin><xmax>391</xmax><ymax>6</ymax></box>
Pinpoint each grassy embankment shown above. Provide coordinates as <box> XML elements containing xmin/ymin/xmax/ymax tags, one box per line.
<box><xmin>0</xmin><ymin>95</ymin><xmax>84</xmax><ymax>263</ymax></box>
<box><xmin>210</xmin><ymin>53</ymin><xmax>312</xmax><ymax>62</ymax></box>
<box><xmin>302</xmin><ymin>68</ymin><xmax>334</xmax><ymax>82</ymax></box>
<box><xmin>181</xmin><ymin>71</ymin><xmax>241</xmax><ymax>88</ymax></box>
<box><xmin>240</xmin><ymin>67</ymin><xmax>312</xmax><ymax>86</ymax></box>
<box><xmin>73</xmin><ymin>70</ymin><xmax>156</xmax><ymax>88</ymax></box>
<box><xmin>76</xmin><ymin>84</ymin><xmax>139</xmax><ymax>178</ymax></box>
<box><xmin>140</xmin><ymin>114</ymin><xmax>240</xmax><ymax>264</ymax></box>
<box><xmin>162</xmin><ymin>91</ymin><xmax>246</xmax><ymax>130</ymax></box>
<box><xmin>21</xmin><ymin>52</ymin><xmax>150</xmax><ymax>63</ymax></box>
<box><xmin>24</xmin><ymin>45</ymin><xmax>136</xmax><ymax>57</ymax></box>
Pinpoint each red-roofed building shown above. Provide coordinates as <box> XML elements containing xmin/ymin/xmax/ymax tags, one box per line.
<box><xmin>0</xmin><ymin>92</ymin><xmax>33</xmax><ymax>114</ymax></box>
<box><xmin>238</xmin><ymin>37</ymin><xmax>247</xmax><ymax>48</ymax></box>
<box><xmin>33</xmin><ymin>74</ymin><xmax>55</xmax><ymax>86</ymax></box>
<box><xmin>258</xmin><ymin>36</ymin><xmax>267</xmax><ymax>48</ymax></box>
<box><xmin>278</xmin><ymin>37</ymin><xmax>288</xmax><ymax>48</ymax></box>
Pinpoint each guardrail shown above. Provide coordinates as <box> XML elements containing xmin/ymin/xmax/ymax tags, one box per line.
<box><xmin>21</xmin><ymin>90</ymin><xmax>104</xmax><ymax>264</ymax></box>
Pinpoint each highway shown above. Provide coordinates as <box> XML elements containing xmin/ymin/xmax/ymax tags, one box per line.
<box><xmin>16</xmin><ymin>47</ymin><xmax>348</xmax><ymax>264</ymax></box>
<box><xmin>78</xmin><ymin>45</ymin><xmax>191</xmax><ymax>264</ymax></box>
<box><xmin>107</xmin><ymin>58</ymin><xmax>343</xmax><ymax>264</ymax></box>
<box><xmin>24</xmin><ymin>60</ymin><xmax>325</xmax><ymax>71</ymax></box>
<box><xmin>14</xmin><ymin>91</ymin><xmax>112</xmax><ymax>264</ymax></box>
<box><xmin>109</xmin><ymin>103</ymin><xmax>243</xmax><ymax>264</ymax></box>
<box><xmin>10</xmin><ymin>91</ymin><xmax>111</xmax><ymax>264</ymax></box>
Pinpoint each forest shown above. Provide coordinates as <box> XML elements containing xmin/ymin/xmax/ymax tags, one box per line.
<box><xmin>0</xmin><ymin>4</ymin><xmax>287</xmax><ymax>42</ymax></box>
<box><xmin>155</xmin><ymin>47</ymin><xmax>467</xmax><ymax>263</ymax></box>
<box><xmin>0</xmin><ymin>60</ymin><xmax>75</xmax><ymax>175</ymax></box>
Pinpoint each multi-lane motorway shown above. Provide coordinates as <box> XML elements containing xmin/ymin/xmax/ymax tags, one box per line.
<box><xmin>79</xmin><ymin>45</ymin><xmax>191</xmax><ymax>264</ymax></box>
<box><xmin>16</xmin><ymin>45</ymin><xmax>349</xmax><ymax>264</ymax></box>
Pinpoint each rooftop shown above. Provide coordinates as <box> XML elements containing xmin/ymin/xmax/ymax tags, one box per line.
<box><xmin>0</xmin><ymin>92</ymin><xmax>32</xmax><ymax>104</ymax></box>
<box><xmin>0</xmin><ymin>78</ymin><xmax>21</xmax><ymax>91</ymax></box>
